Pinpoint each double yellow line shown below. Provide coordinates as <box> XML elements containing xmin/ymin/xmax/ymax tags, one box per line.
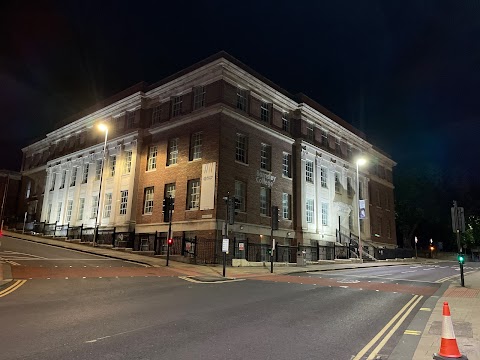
<box><xmin>353</xmin><ymin>294</ymin><xmax>423</xmax><ymax>360</ymax></box>
<box><xmin>0</xmin><ymin>280</ymin><xmax>27</xmax><ymax>298</ymax></box>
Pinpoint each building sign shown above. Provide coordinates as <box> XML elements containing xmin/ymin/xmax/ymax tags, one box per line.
<box><xmin>239</xmin><ymin>242</ymin><xmax>244</xmax><ymax>251</ymax></box>
<box><xmin>359</xmin><ymin>200</ymin><xmax>366</xmax><ymax>219</ymax></box>
<box><xmin>222</xmin><ymin>238</ymin><xmax>229</xmax><ymax>253</ymax></box>
<box><xmin>200</xmin><ymin>162</ymin><xmax>216</xmax><ymax>210</ymax></box>
<box><xmin>256</xmin><ymin>170</ymin><xmax>276</xmax><ymax>188</ymax></box>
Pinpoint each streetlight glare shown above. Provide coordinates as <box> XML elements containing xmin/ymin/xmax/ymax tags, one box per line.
<box><xmin>98</xmin><ymin>123</ymin><xmax>108</xmax><ymax>132</ymax></box>
<box><xmin>356</xmin><ymin>158</ymin><xmax>367</xmax><ymax>166</ymax></box>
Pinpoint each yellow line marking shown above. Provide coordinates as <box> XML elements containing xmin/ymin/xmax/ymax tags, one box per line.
<box><xmin>419</xmin><ymin>307</ymin><xmax>431</xmax><ymax>311</ymax></box>
<box><xmin>352</xmin><ymin>295</ymin><xmax>419</xmax><ymax>360</ymax></box>
<box><xmin>178</xmin><ymin>276</ymin><xmax>245</xmax><ymax>284</ymax></box>
<box><xmin>0</xmin><ymin>280</ymin><xmax>27</xmax><ymax>297</ymax></box>
<box><xmin>367</xmin><ymin>296</ymin><xmax>423</xmax><ymax>359</ymax></box>
<box><xmin>404</xmin><ymin>330</ymin><xmax>421</xmax><ymax>335</ymax></box>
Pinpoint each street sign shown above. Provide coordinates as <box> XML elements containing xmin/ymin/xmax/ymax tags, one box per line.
<box><xmin>222</xmin><ymin>238</ymin><xmax>229</xmax><ymax>253</ymax></box>
<box><xmin>451</xmin><ymin>205</ymin><xmax>465</xmax><ymax>233</ymax></box>
<box><xmin>239</xmin><ymin>242</ymin><xmax>244</xmax><ymax>251</ymax></box>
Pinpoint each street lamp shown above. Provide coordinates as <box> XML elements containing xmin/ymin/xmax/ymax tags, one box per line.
<box><xmin>92</xmin><ymin>123</ymin><xmax>108</xmax><ymax>247</ymax></box>
<box><xmin>356</xmin><ymin>158</ymin><xmax>367</xmax><ymax>263</ymax></box>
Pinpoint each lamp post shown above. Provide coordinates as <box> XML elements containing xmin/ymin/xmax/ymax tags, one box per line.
<box><xmin>356</xmin><ymin>158</ymin><xmax>366</xmax><ymax>263</ymax></box>
<box><xmin>92</xmin><ymin>123</ymin><xmax>108</xmax><ymax>247</ymax></box>
<box><xmin>414</xmin><ymin>236</ymin><xmax>418</xmax><ymax>259</ymax></box>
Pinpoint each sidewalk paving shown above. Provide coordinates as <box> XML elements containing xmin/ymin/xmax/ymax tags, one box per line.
<box><xmin>1</xmin><ymin>230</ymin><xmax>479</xmax><ymax>359</ymax></box>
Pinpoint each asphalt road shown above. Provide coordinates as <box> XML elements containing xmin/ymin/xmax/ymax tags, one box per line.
<box><xmin>1</xmin><ymin>236</ymin><xmax>476</xmax><ymax>360</ymax></box>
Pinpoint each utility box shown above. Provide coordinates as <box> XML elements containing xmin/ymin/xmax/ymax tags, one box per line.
<box><xmin>297</xmin><ymin>250</ymin><xmax>307</xmax><ymax>266</ymax></box>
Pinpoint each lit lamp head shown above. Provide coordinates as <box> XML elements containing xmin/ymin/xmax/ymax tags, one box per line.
<box><xmin>356</xmin><ymin>158</ymin><xmax>367</xmax><ymax>166</ymax></box>
<box><xmin>98</xmin><ymin>123</ymin><xmax>108</xmax><ymax>132</ymax></box>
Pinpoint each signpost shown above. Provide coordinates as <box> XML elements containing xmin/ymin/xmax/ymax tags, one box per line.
<box><xmin>451</xmin><ymin>200</ymin><xmax>466</xmax><ymax>287</ymax></box>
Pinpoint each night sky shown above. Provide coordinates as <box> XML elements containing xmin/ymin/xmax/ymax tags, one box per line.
<box><xmin>2</xmin><ymin>0</ymin><xmax>480</xmax><ymax>192</ymax></box>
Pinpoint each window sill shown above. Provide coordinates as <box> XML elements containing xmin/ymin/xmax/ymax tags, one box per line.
<box><xmin>235</xmin><ymin>160</ymin><xmax>249</xmax><ymax>167</ymax></box>
<box><xmin>142</xmin><ymin>213</ymin><xmax>152</xmax><ymax>216</ymax></box>
<box><xmin>146</xmin><ymin>169</ymin><xmax>157</xmax><ymax>173</ymax></box>
<box><xmin>166</xmin><ymin>163</ymin><xmax>178</xmax><ymax>168</ymax></box>
<box><xmin>189</xmin><ymin>158</ymin><xmax>202</xmax><ymax>162</ymax></box>
<box><xmin>281</xmin><ymin>175</ymin><xmax>292</xmax><ymax>180</ymax></box>
<box><xmin>186</xmin><ymin>208</ymin><xmax>199</xmax><ymax>211</ymax></box>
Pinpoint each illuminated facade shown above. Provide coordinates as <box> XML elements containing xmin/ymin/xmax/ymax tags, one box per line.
<box><xmin>19</xmin><ymin>52</ymin><xmax>397</xmax><ymax>254</ymax></box>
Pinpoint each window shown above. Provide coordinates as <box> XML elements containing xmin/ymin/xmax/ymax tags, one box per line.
<box><xmin>190</xmin><ymin>132</ymin><xmax>202</xmax><ymax>160</ymax></box>
<box><xmin>91</xmin><ymin>195</ymin><xmax>98</xmax><ymax>219</ymax></box>
<box><xmin>321</xmin><ymin>167</ymin><xmax>327</xmax><ymax>188</ymax></box>
<box><xmin>321</xmin><ymin>202</ymin><xmax>329</xmax><ymax>226</ymax></box>
<box><xmin>165</xmin><ymin>183</ymin><xmax>176</xmax><ymax>210</ymax></box>
<box><xmin>26</xmin><ymin>181</ymin><xmax>31</xmax><ymax>198</ymax></box>
<box><xmin>172</xmin><ymin>96</ymin><xmax>182</xmax><ymax>117</ymax></box>
<box><xmin>335</xmin><ymin>172</ymin><xmax>341</xmax><ymax>193</ymax></box>
<box><xmin>347</xmin><ymin>144</ymin><xmax>352</xmax><ymax>159</ymax></box>
<box><xmin>236</xmin><ymin>88</ymin><xmax>247</xmax><ymax>111</ymax></box>
<box><xmin>109</xmin><ymin>155</ymin><xmax>116</xmax><ymax>177</ymax></box>
<box><xmin>167</xmin><ymin>138</ymin><xmax>178</xmax><ymax>165</ymax></box>
<box><xmin>115</xmin><ymin>116</ymin><xmax>124</xmax><ymax>130</ymax></box>
<box><xmin>120</xmin><ymin>190</ymin><xmax>128</xmax><ymax>215</ymax></box>
<box><xmin>260</xmin><ymin>102</ymin><xmax>270</xmax><ymax>122</ymax></box>
<box><xmin>77</xmin><ymin>198</ymin><xmax>85</xmax><ymax>221</ymax></box>
<box><xmin>306</xmin><ymin>124</ymin><xmax>314</xmax><ymax>141</ymax></box>
<box><xmin>50</xmin><ymin>173</ymin><xmax>56</xmax><ymax>191</ymax></box>
<box><xmin>70</xmin><ymin>167</ymin><xmax>77</xmax><ymax>187</ymax></box>
<box><xmin>260</xmin><ymin>143</ymin><xmax>271</xmax><ymax>171</ymax></box>
<box><xmin>282</xmin><ymin>113</ymin><xmax>289</xmax><ymax>132</ymax></box>
<box><xmin>282</xmin><ymin>193</ymin><xmax>291</xmax><ymax>220</ymax></box>
<box><xmin>143</xmin><ymin>187</ymin><xmax>154</xmax><ymax>214</ymax></box>
<box><xmin>347</xmin><ymin>177</ymin><xmax>353</xmax><ymax>197</ymax></box>
<box><xmin>47</xmin><ymin>203</ymin><xmax>52</xmax><ymax>223</ymax></box>
<box><xmin>123</xmin><ymin>151</ymin><xmax>132</xmax><ymax>174</ymax></box>
<box><xmin>260</xmin><ymin>187</ymin><xmax>271</xmax><ymax>216</ymax></box>
<box><xmin>66</xmin><ymin>200</ymin><xmax>73</xmax><ymax>223</ymax></box>
<box><xmin>103</xmin><ymin>193</ymin><xmax>112</xmax><ymax>218</ymax></box>
<box><xmin>187</xmin><ymin>179</ymin><xmax>200</xmax><ymax>210</ymax></box>
<box><xmin>126</xmin><ymin>111</ymin><xmax>135</xmax><ymax>128</ymax></box>
<box><xmin>235</xmin><ymin>180</ymin><xmax>246</xmax><ymax>212</ymax></box>
<box><xmin>306</xmin><ymin>199</ymin><xmax>314</xmax><ymax>223</ymax></box>
<box><xmin>82</xmin><ymin>163</ymin><xmax>89</xmax><ymax>184</ymax></box>
<box><xmin>56</xmin><ymin>202</ymin><xmax>62</xmax><ymax>223</ymax></box>
<box><xmin>193</xmin><ymin>86</ymin><xmax>205</xmax><ymax>109</ymax></box>
<box><xmin>152</xmin><ymin>105</ymin><xmax>161</xmax><ymax>125</ymax></box>
<box><xmin>95</xmin><ymin>159</ymin><xmax>102</xmax><ymax>180</ymax></box>
<box><xmin>349</xmin><ymin>212</ymin><xmax>353</xmax><ymax>230</ymax></box>
<box><xmin>335</xmin><ymin>137</ymin><xmax>342</xmax><ymax>154</ymax></box>
<box><xmin>147</xmin><ymin>146</ymin><xmax>158</xmax><ymax>171</ymax></box>
<box><xmin>321</xmin><ymin>130</ymin><xmax>328</xmax><ymax>147</ymax></box>
<box><xmin>306</xmin><ymin>160</ymin><xmax>314</xmax><ymax>183</ymax></box>
<box><xmin>236</xmin><ymin>133</ymin><xmax>248</xmax><ymax>163</ymax></box>
<box><xmin>282</xmin><ymin>153</ymin><xmax>291</xmax><ymax>178</ymax></box>
<box><xmin>60</xmin><ymin>170</ymin><xmax>66</xmax><ymax>189</ymax></box>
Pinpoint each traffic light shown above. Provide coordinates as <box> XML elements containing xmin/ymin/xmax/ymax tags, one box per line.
<box><xmin>271</xmin><ymin>205</ymin><xmax>280</xmax><ymax>230</ymax></box>
<box><xmin>458</xmin><ymin>253</ymin><xmax>465</xmax><ymax>264</ymax></box>
<box><xmin>167</xmin><ymin>238</ymin><xmax>173</xmax><ymax>246</ymax></box>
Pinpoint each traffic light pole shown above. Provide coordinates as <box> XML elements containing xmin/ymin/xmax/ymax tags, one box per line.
<box><xmin>166</xmin><ymin>197</ymin><xmax>173</xmax><ymax>267</ymax></box>
<box><xmin>223</xmin><ymin>195</ymin><xmax>229</xmax><ymax>278</ymax></box>
<box><xmin>270</xmin><ymin>227</ymin><xmax>274</xmax><ymax>273</ymax></box>
<box><xmin>460</xmin><ymin>261</ymin><xmax>465</xmax><ymax>287</ymax></box>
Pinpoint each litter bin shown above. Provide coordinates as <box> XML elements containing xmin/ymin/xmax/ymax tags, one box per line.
<box><xmin>297</xmin><ymin>250</ymin><xmax>307</xmax><ymax>266</ymax></box>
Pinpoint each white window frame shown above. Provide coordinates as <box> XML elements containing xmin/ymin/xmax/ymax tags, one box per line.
<box><xmin>126</xmin><ymin>111</ymin><xmax>135</xmax><ymax>128</ymax></box>
<box><xmin>60</xmin><ymin>170</ymin><xmax>66</xmax><ymax>189</ymax></box>
<box><xmin>260</xmin><ymin>187</ymin><xmax>270</xmax><ymax>216</ymax></box>
<box><xmin>190</xmin><ymin>132</ymin><xmax>202</xmax><ymax>160</ymax></box>
<box><xmin>82</xmin><ymin>163</ymin><xmax>89</xmax><ymax>184</ymax></box>
<box><xmin>306</xmin><ymin>160</ymin><xmax>314</xmax><ymax>183</ymax></box>
<box><xmin>306</xmin><ymin>124</ymin><xmax>314</xmax><ymax>141</ymax></box>
<box><xmin>236</xmin><ymin>88</ymin><xmax>247</xmax><ymax>111</ymax></box>
<box><xmin>167</xmin><ymin>138</ymin><xmax>178</xmax><ymax>166</ymax></box>
<box><xmin>260</xmin><ymin>102</ymin><xmax>270</xmax><ymax>122</ymax></box>
<box><xmin>172</xmin><ymin>96</ymin><xmax>182</xmax><ymax>117</ymax></box>
<box><xmin>187</xmin><ymin>179</ymin><xmax>200</xmax><ymax>210</ymax></box>
<box><xmin>335</xmin><ymin>172</ymin><xmax>341</xmax><ymax>193</ymax></box>
<box><xmin>119</xmin><ymin>190</ymin><xmax>128</xmax><ymax>215</ymax></box>
<box><xmin>66</xmin><ymin>200</ymin><xmax>73</xmax><ymax>223</ymax></box>
<box><xmin>306</xmin><ymin>199</ymin><xmax>314</xmax><ymax>223</ymax></box>
<box><xmin>235</xmin><ymin>133</ymin><xmax>248</xmax><ymax>163</ymax></box>
<box><xmin>320</xmin><ymin>167</ymin><xmax>327</xmax><ymax>188</ymax></box>
<box><xmin>193</xmin><ymin>86</ymin><xmax>205</xmax><ymax>109</ymax></box>
<box><xmin>91</xmin><ymin>195</ymin><xmax>98</xmax><ymax>219</ymax></box>
<box><xmin>234</xmin><ymin>180</ymin><xmax>246</xmax><ymax>212</ymax></box>
<box><xmin>260</xmin><ymin>143</ymin><xmax>271</xmax><ymax>171</ymax></box>
<box><xmin>147</xmin><ymin>146</ymin><xmax>158</xmax><ymax>171</ymax></box>
<box><xmin>283</xmin><ymin>153</ymin><xmax>291</xmax><ymax>178</ymax></box>
<box><xmin>70</xmin><ymin>167</ymin><xmax>77</xmax><ymax>187</ymax></box>
<box><xmin>50</xmin><ymin>173</ymin><xmax>56</xmax><ymax>191</ymax></box>
<box><xmin>282</xmin><ymin>193</ymin><xmax>291</xmax><ymax>220</ymax></box>
<box><xmin>282</xmin><ymin>113</ymin><xmax>289</xmax><ymax>132</ymax></box>
<box><xmin>103</xmin><ymin>193</ymin><xmax>112</xmax><ymax>218</ymax></box>
<box><xmin>143</xmin><ymin>187</ymin><xmax>154</xmax><ymax>214</ymax></box>
<box><xmin>152</xmin><ymin>105</ymin><xmax>161</xmax><ymax>125</ymax></box>
<box><xmin>123</xmin><ymin>151</ymin><xmax>132</xmax><ymax>174</ymax></box>
<box><xmin>95</xmin><ymin>159</ymin><xmax>102</xmax><ymax>180</ymax></box>
<box><xmin>56</xmin><ymin>202</ymin><xmax>62</xmax><ymax>223</ymax></box>
<box><xmin>110</xmin><ymin>155</ymin><xmax>116</xmax><ymax>177</ymax></box>
<box><xmin>77</xmin><ymin>198</ymin><xmax>85</xmax><ymax>221</ymax></box>
<box><xmin>321</xmin><ymin>202</ymin><xmax>329</xmax><ymax>226</ymax></box>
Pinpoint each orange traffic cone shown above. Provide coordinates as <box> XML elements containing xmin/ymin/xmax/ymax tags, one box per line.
<box><xmin>433</xmin><ymin>302</ymin><xmax>468</xmax><ymax>359</ymax></box>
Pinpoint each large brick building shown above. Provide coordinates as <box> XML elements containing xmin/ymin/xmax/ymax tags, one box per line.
<box><xmin>19</xmin><ymin>52</ymin><xmax>397</xmax><ymax>259</ymax></box>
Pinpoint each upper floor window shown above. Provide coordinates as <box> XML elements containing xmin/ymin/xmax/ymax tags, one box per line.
<box><xmin>167</xmin><ymin>138</ymin><xmax>178</xmax><ymax>166</ymax></box>
<box><xmin>320</xmin><ymin>166</ymin><xmax>327</xmax><ymax>188</ymax></box>
<box><xmin>236</xmin><ymin>88</ymin><xmax>248</xmax><ymax>111</ymax></box>
<box><xmin>115</xmin><ymin>116</ymin><xmax>124</xmax><ymax>130</ymax></box>
<box><xmin>260</xmin><ymin>187</ymin><xmax>271</xmax><ymax>216</ymax></box>
<box><xmin>126</xmin><ymin>111</ymin><xmax>135</xmax><ymax>129</ymax></box>
<box><xmin>335</xmin><ymin>172</ymin><xmax>341</xmax><ymax>193</ymax></box>
<box><xmin>90</xmin><ymin>196</ymin><xmax>98</xmax><ymax>219</ymax></box>
<box><xmin>335</xmin><ymin>137</ymin><xmax>342</xmax><ymax>154</ymax></box>
<box><xmin>82</xmin><ymin>164</ymin><xmax>89</xmax><ymax>184</ymax></box>
<box><xmin>347</xmin><ymin>144</ymin><xmax>352</xmax><ymax>159</ymax></box>
<box><xmin>282</xmin><ymin>193</ymin><xmax>291</xmax><ymax>220</ymax></box>
<box><xmin>123</xmin><ymin>151</ymin><xmax>132</xmax><ymax>174</ymax></box>
<box><xmin>172</xmin><ymin>96</ymin><xmax>183</xmax><ymax>117</ymax></box>
<box><xmin>70</xmin><ymin>167</ymin><xmax>77</xmax><ymax>187</ymax></box>
<box><xmin>103</xmin><ymin>193</ymin><xmax>112</xmax><ymax>218</ymax></box>
<box><xmin>190</xmin><ymin>132</ymin><xmax>202</xmax><ymax>160</ymax></box>
<box><xmin>152</xmin><ymin>106</ymin><xmax>161</xmax><ymax>125</ymax></box>
<box><xmin>282</xmin><ymin>113</ymin><xmax>290</xmax><ymax>132</ymax></box>
<box><xmin>234</xmin><ymin>180</ymin><xmax>246</xmax><ymax>212</ymax></box>
<box><xmin>193</xmin><ymin>86</ymin><xmax>205</xmax><ymax>109</ymax></box>
<box><xmin>47</xmin><ymin>203</ymin><xmax>52</xmax><ymax>223</ymax></box>
<box><xmin>260</xmin><ymin>143</ymin><xmax>271</xmax><ymax>171</ymax></box>
<box><xmin>66</xmin><ymin>200</ymin><xmax>73</xmax><ymax>223</ymax></box>
<box><xmin>50</xmin><ymin>173</ymin><xmax>57</xmax><ymax>191</ymax></box>
<box><xmin>321</xmin><ymin>202</ymin><xmax>329</xmax><ymax>226</ymax></box>
<box><xmin>165</xmin><ymin>183</ymin><xmax>176</xmax><ymax>210</ymax></box>
<box><xmin>109</xmin><ymin>155</ymin><xmax>116</xmax><ymax>177</ymax></box>
<box><xmin>282</xmin><ymin>153</ymin><xmax>291</xmax><ymax>178</ymax></box>
<box><xmin>321</xmin><ymin>130</ymin><xmax>328</xmax><ymax>147</ymax></box>
<box><xmin>306</xmin><ymin>124</ymin><xmax>314</xmax><ymax>141</ymax></box>
<box><xmin>95</xmin><ymin>159</ymin><xmax>102</xmax><ymax>180</ymax></box>
<box><xmin>260</xmin><ymin>102</ymin><xmax>270</xmax><ymax>122</ymax></box>
<box><xmin>347</xmin><ymin>177</ymin><xmax>353</xmax><ymax>197</ymax></box>
<box><xmin>56</xmin><ymin>202</ymin><xmax>63</xmax><ymax>223</ymax></box>
<box><xmin>147</xmin><ymin>146</ymin><xmax>158</xmax><ymax>171</ymax></box>
<box><xmin>119</xmin><ymin>190</ymin><xmax>129</xmax><ymax>215</ymax></box>
<box><xmin>143</xmin><ymin>187</ymin><xmax>154</xmax><ymax>214</ymax></box>
<box><xmin>236</xmin><ymin>133</ymin><xmax>248</xmax><ymax>163</ymax></box>
<box><xmin>60</xmin><ymin>170</ymin><xmax>66</xmax><ymax>189</ymax></box>
<box><xmin>187</xmin><ymin>179</ymin><xmax>200</xmax><ymax>210</ymax></box>
<box><xmin>306</xmin><ymin>199</ymin><xmax>314</xmax><ymax>223</ymax></box>
<box><xmin>77</xmin><ymin>198</ymin><xmax>84</xmax><ymax>221</ymax></box>
<box><xmin>306</xmin><ymin>160</ymin><xmax>314</xmax><ymax>183</ymax></box>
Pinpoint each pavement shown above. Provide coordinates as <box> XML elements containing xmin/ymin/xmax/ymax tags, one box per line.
<box><xmin>1</xmin><ymin>230</ymin><xmax>479</xmax><ymax>359</ymax></box>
